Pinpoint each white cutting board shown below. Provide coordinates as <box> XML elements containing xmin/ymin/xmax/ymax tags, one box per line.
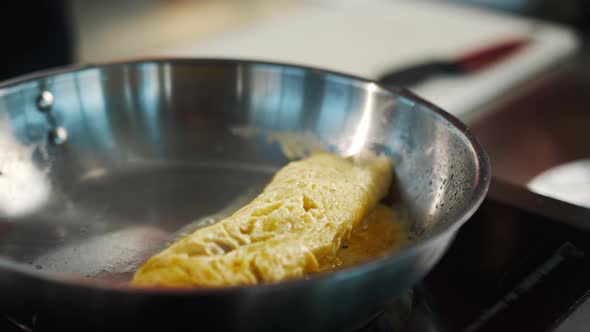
<box><xmin>156</xmin><ymin>0</ymin><xmax>579</xmax><ymax>119</ymax></box>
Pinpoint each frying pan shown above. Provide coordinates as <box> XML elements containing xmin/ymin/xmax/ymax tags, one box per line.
<box><xmin>0</xmin><ymin>59</ymin><xmax>490</xmax><ymax>331</ymax></box>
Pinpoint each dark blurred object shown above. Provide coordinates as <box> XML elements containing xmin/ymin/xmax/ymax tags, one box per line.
<box><xmin>0</xmin><ymin>1</ymin><xmax>72</xmax><ymax>81</ymax></box>
<box><xmin>378</xmin><ymin>38</ymin><xmax>529</xmax><ymax>87</ymax></box>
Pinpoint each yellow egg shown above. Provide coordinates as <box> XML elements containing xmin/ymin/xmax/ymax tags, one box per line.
<box><xmin>131</xmin><ymin>152</ymin><xmax>392</xmax><ymax>288</ymax></box>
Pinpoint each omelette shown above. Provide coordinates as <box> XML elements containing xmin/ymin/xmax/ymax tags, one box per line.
<box><xmin>131</xmin><ymin>152</ymin><xmax>392</xmax><ymax>287</ymax></box>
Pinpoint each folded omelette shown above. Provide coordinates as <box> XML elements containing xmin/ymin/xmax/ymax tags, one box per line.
<box><xmin>131</xmin><ymin>152</ymin><xmax>392</xmax><ymax>287</ymax></box>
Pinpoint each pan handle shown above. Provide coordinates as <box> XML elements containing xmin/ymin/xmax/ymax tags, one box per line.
<box><xmin>376</xmin><ymin>61</ymin><xmax>463</xmax><ymax>87</ymax></box>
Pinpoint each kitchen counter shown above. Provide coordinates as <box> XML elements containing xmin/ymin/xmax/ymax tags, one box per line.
<box><xmin>71</xmin><ymin>0</ymin><xmax>579</xmax><ymax>121</ymax></box>
<box><xmin>156</xmin><ymin>0</ymin><xmax>579</xmax><ymax>120</ymax></box>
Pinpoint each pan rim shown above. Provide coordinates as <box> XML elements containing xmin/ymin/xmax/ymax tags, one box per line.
<box><xmin>0</xmin><ymin>57</ymin><xmax>491</xmax><ymax>295</ymax></box>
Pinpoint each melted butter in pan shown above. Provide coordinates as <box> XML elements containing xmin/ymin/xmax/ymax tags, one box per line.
<box><xmin>318</xmin><ymin>205</ymin><xmax>407</xmax><ymax>272</ymax></box>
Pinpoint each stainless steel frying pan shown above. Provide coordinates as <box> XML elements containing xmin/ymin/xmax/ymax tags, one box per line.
<box><xmin>0</xmin><ymin>59</ymin><xmax>490</xmax><ymax>332</ymax></box>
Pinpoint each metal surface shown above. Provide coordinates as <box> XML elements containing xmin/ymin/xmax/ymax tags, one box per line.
<box><xmin>487</xmin><ymin>179</ymin><xmax>590</xmax><ymax>233</ymax></box>
<box><xmin>0</xmin><ymin>59</ymin><xmax>490</xmax><ymax>332</ymax></box>
<box><xmin>34</xmin><ymin>91</ymin><xmax>53</xmax><ymax>112</ymax></box>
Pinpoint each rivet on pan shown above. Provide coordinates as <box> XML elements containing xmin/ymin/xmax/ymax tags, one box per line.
<box><xmin>48</xmin><ymin>126</ymin><xmax>68</xmax><ymax>145</ymax></box>
<box><xmin>36</xmin><ymin>90</ymin><xmax>54</xmax><ymax>112</ymax></box>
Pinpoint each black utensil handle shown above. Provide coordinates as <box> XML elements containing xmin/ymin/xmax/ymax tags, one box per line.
<box><xmin>377</xmin><ymin>61</ymin><xmax>465</xmax><ymax>87</ymax></box>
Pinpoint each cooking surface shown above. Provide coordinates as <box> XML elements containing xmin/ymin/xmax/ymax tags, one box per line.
<box><xmin>421</xmin><ymin>181</ymin><xmax>590</xmax><ymax>332</ymax></box>
<box><xmin>4</xmin><ymin>180</ymin><xmax>590</xmax><ymax>331</ymax></box>
<box><xmin>363</xmin><ymin>180</ymin><xmax>590</xmax><ymax>332</ymax></box>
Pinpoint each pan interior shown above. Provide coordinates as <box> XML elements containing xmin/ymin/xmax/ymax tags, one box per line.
<box><xmin>0</xmin><ymin>161</ymin><xmax>279</xmax><ymax>282</ymax></box>
<box><xmin>0</xmin><ymin>60</ymin><xmax>480</xmax><ymax>285</ymax></box>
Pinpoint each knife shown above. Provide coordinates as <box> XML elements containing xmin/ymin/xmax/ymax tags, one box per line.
<box><xmin>377</xmin><ymin>37</ymin><xmax>529</xmax><ymax>87</ymax></box>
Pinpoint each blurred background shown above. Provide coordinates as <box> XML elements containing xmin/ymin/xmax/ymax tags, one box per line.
<box><xmin>2</xmin><ymin>0</ymin><xmax>589</xmax><ymax>73</ymax></box>
<box><xmin>1</xmin><ymin>0</ymin><xmax>590</xmax><ymax>206</ymax></box>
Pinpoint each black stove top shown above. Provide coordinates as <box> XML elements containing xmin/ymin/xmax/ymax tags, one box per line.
<box><xmin>359</xmin><ymin>180</ymin><xmax>590</xmax><ymax>332</ymax></box>
<box><xmin>3</xmin><ymin>180</ymin><xmax>590</xmax><ymax>332</ymax></box>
